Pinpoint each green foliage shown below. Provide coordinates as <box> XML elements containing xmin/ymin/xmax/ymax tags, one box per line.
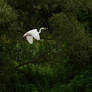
<box><xmin>0</xmin><ymin>0</ymin><xmax>17</xmax><ymax>24</ymax></box>
<box><xmin>0</xmin><ymin>0</ymin><xmax>92</xmax><ymax>91</ymax></box>
<box><xmin>49</xmin><ymin>12</ymin><xmax>91</xmax><ymax>70</ymax></box>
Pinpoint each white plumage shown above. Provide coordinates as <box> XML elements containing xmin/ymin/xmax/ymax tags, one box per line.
<box><xmin>26</xmin><ymin>29</ymin><xmax>40</xmax><ymax>40</ymax></box>
<box><xmin>26</xmin><ymin>36</ymin><xmax>33</xmax><ymax>44</ymax></box>
<box><xmin>23</xmin><ymin>27</ymin><xmax>48</xmax><ymax>44</ymax></box>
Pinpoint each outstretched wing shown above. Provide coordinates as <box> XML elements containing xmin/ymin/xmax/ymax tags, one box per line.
<box><xmin>28</xmin><ymin>29</ymin><xmax>40</xmax><ymax>40</ymax></box>
<box><xmin>26</xmin><ymin>36</ymin><xmax>33</xmax><ymax>44</ymax></box>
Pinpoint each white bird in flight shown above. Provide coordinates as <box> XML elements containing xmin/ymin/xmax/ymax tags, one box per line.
<box><xmin>23</xmin><ymin>27</ymin><xmax>48</xmax><ymax>44</ymax></box>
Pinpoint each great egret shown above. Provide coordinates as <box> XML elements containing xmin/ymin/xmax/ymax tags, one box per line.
<box><xmin>23</xmin><ymin>27</ymin><xmax>48</xmax><ymax>44</ymax></box>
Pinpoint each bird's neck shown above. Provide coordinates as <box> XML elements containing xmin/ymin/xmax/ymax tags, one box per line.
<box><xmin>39</xmin><ymin>28</ymin><xmax>42</xmax><ymax>33</ymax></box>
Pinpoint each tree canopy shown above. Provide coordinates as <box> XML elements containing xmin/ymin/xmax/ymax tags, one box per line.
<box><xmin>0</xmin><ymin>0</ymin><xmax>92</xmax><ymax>91</ymax></box>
